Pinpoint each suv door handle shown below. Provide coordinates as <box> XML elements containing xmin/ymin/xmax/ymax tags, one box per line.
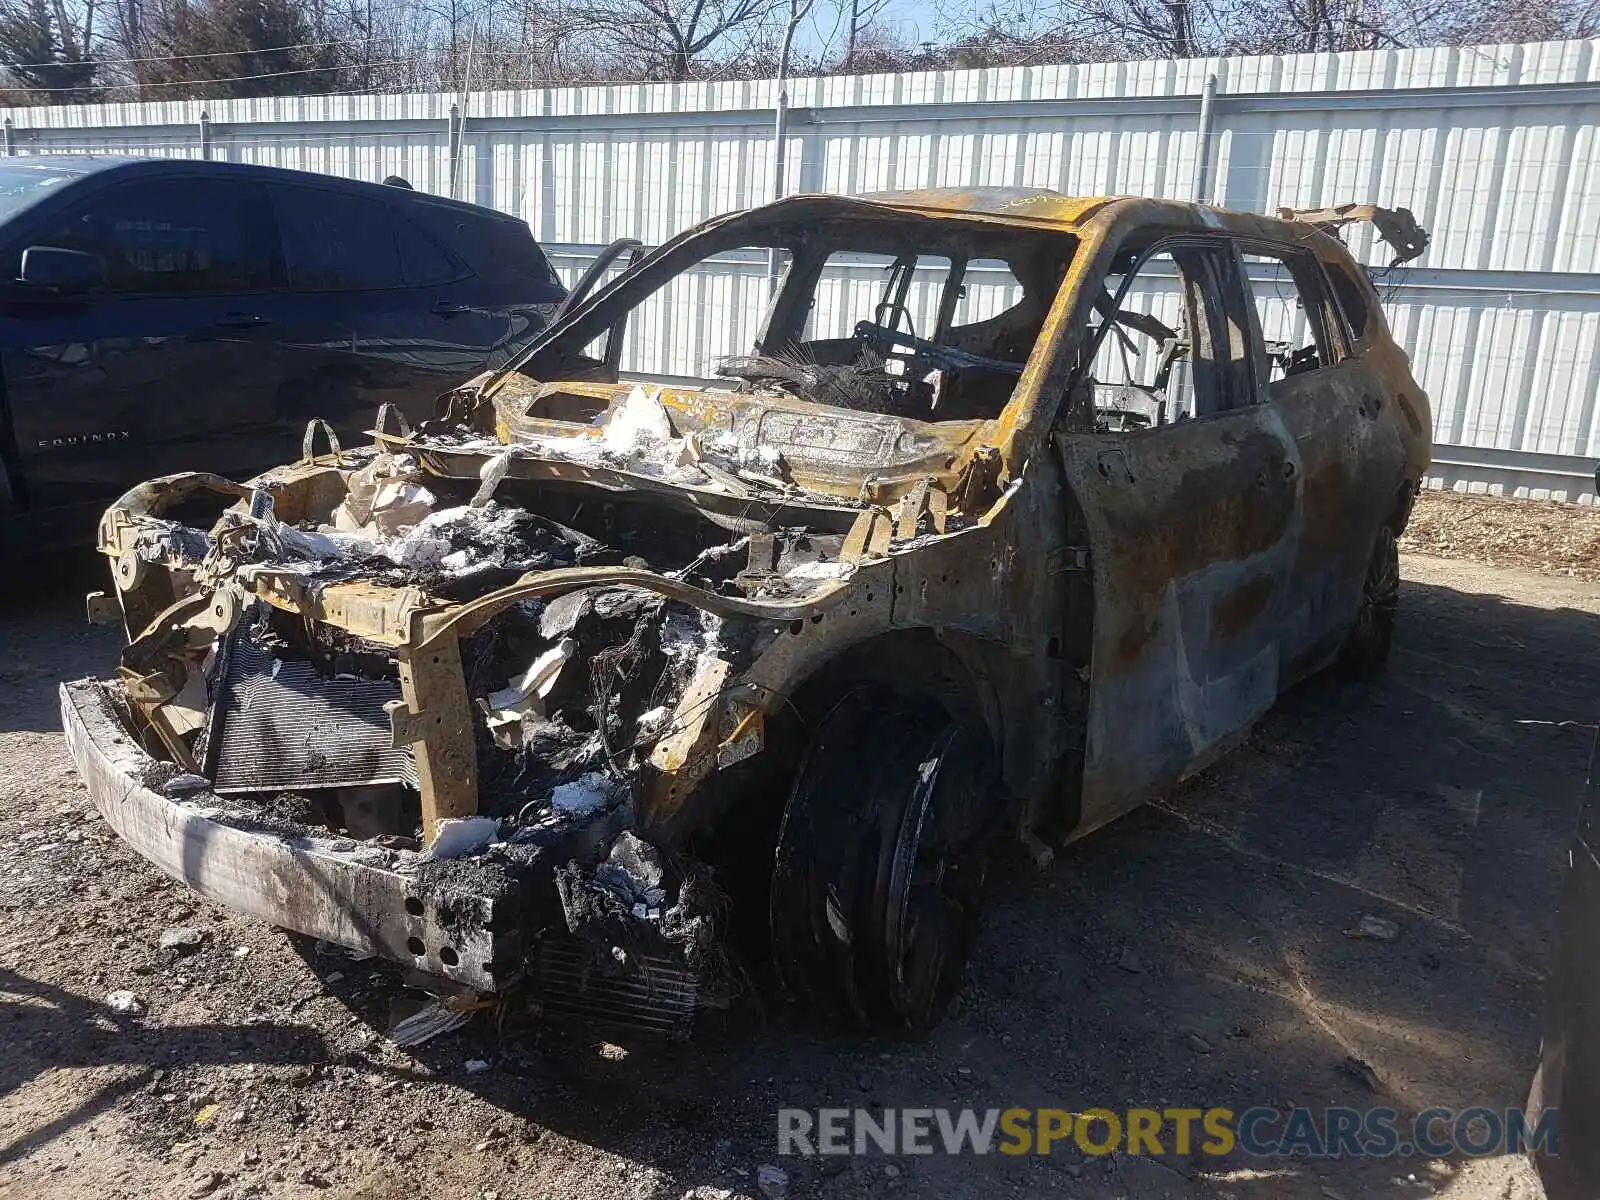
<box><xmin>430</xmin><ymin>301</ymin><xmax>472</xmax><ymax>316</ymax></box>
<box><xmin>215</xmin><ymin>312</ymin><xmax>272</xmax><ymax>328</ymax></box>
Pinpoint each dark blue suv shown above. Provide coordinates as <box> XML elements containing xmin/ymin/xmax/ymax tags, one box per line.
<box><xmin>0</xmin><ymin>156</ymin><xmax>566</xmax><ymax>552</ymax></box>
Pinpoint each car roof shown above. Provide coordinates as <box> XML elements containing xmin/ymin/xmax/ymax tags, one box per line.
<box><xmin>854</xmin><ymin>187</ymin><xmax>1120</xmax><ymax>227</ymax></box>
<box><xmin>738</xmin><ymin>188</ymin><xmax>1351</xmax><ymax>259</ymax></box>
<box><xmin>1</xmin><ymin>154</ymin><xmax>520</xmax><ymax>222</ymax></box>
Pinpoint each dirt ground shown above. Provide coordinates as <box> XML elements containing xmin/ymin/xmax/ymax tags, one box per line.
<box><xmin>3</xmin><ymin>535</ymin><xmax>1598</xmax><ymax>1200</ymax></box>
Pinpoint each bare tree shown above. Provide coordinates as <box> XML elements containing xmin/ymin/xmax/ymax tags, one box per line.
<box><xmin>7</xmin><ymin>0</ymin><xmax>1599</xmax><ymax>106</ymax></box>
<box><xmin>1078</xmin><ymin>0</ymin><xmax>1202</xmax><ymax>56</ymax></box>
<box><xmin>113</xmin><ymin>0</ymin><xmax>356</xmax><ymax>98</ymax></box>
<box><xmin>0</xmin><ymin>0</ymin><xmax>98</xmax><ymax>101</ymax></box>
<box><xmin>841</xmin><ymin>0</ymin><xmax>890</xmax><ymax>67</ymax></box>
<box><xmin>559</xmin><ymin>0</ymin><xmax>787</xmax><ymax>80</ymax></box>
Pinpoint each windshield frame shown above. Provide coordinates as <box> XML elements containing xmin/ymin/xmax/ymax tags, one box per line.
<box><xmin>489</xmin><ymin>196</ymin><xmax>1079</xmax><ymax>418</ymax></box>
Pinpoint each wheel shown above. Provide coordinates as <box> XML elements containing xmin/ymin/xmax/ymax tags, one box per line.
<box><xmin>1337</xmin><ymin>524</ymin><xmax>1399</xmax><ymax>678</ymax></box>
<box><xmin>769</xmin><ymin>687</ymin><xmax>994</xmax><ymax>1030</ymax></box>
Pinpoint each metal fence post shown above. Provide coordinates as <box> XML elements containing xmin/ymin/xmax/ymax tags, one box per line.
<box><xmin>1192</xmin><ymin>73</ymin><xmax>1218</xmax><ymax>204</ymax></box>
<box><xmin>447</xmin><ymin>103</ymin><xmax>463</xmax><ymax>199</ymax></box>
<box><xmin>199</xmin><ymin>111</ymin><xmax>212</xmax><ymax>161</ymax></box>
<box><xmin>3</xmin><ymin>118</ymin><xmax>14</xmax><ymax>157</ymax></box>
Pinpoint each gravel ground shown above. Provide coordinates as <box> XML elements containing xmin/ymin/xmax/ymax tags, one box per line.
<box><xmin>1403</xmin><ymin>490</ymin><xmax>1600</xmax><ymax>580</ymax></box>
<box><xmin>2</xmin><ymin>546</ymin><xmax>1596</xmax><ymax>1200</ymax></box>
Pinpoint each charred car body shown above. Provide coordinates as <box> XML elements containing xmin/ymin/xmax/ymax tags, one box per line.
<box><xmin>62</xmin><ymin>189</ymin><xmax>1432</xmax><ymax>1032</ymax></box>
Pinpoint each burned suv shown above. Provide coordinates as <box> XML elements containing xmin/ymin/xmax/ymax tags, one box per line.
<box><xmin>63</xmin><ymin>190</ymin><xmax>1431</xmax><ymax>1033</ymax></box>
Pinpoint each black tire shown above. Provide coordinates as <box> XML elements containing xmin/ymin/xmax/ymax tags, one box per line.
<box><xmin>1337</xmin><ymin>524</ymin><xmax>1399</xmax><ymax>679</ymax></box>
<box><xmin>769</xmin><ymin>687</ymin><xmax>994</xmax><ymax>1031</ymax></box>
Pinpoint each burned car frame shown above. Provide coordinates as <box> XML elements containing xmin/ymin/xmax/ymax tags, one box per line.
<box><xmin>63</xmin><ymin>189</ymin><xmax>1432</xmax><ymax>1033</ymax></box>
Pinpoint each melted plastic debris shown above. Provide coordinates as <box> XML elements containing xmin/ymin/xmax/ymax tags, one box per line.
<box><xmin>552</xmin><ymin>834</ymin><xmax>733</xmax><ymax>1005</ymax></box>
<box><xmin>597</xmin><ymin>831</ymin><xmax>668</xmax><ymax>918</ymax></box>
<box><xmin>388</xmin><ymin>997</ymin><xmax>473</xmax><ymax>1047</ymax></box>
<box><xmin>159</xmin><ymin>772</ymin><xmax>213</xmax><ymax>797</ymax></box>
<box><xmin>132</xmin><ymin>518</ymin><xmax>213</xmax><ymax>567</ymax></box>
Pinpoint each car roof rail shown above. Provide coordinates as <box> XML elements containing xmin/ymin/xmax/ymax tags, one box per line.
<box><xmin>1276</xmin><ymin>203</ymin><xmax>1429</xmax><ymax>267</ymax></box>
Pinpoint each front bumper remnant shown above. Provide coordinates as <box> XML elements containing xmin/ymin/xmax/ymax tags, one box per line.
<box><xmin>60</xmin><ymin>678</ymin><xmax>516</xmax><ymax>992</ymax></box>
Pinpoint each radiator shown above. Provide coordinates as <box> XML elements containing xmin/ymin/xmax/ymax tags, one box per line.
<box><xmin>207</xmin><ymin>632</ymin><xmax>416</xmax><ymax>794</ymax></box>
<box><xmin>533</xmin><ymin>936</ymin><xmax>702</xmax><ymax>1039</ymax></box>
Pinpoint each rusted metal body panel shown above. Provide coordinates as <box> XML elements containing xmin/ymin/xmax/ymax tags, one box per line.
<box><xmin>1269</xmin><ymin>359</ymin><xmax>1409</xmax><ymax>677</ymax></box>
<box><xmin>1276</xmin><ymin>203</ymin><xmax>1430</xmax><ymax>266</ymax></box>
<box><xmin>1055</xmin><ymin>406</ymin><xmax>1299</xmax><ymax>826</ymax></box>
<box><xmin>65</xmin><ymin>186</ymin><xmax>1433</xmax><ymax>1029</ymax></box>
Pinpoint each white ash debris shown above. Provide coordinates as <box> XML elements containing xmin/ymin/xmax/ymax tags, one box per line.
<box><xmin>380</xmin><ymin>502</ymin><xmax>552</xmax><ymax>575</ymax></box>
<box><xmin>702</xmin><ymin>428</ymin><xmax>786</xmax><ymax>476</ymax></box>
<box><xmin>602</xmin><ymin>384</ymin><xmax>674</xmax><ymax>452</ymax></box>
<box><xmin>660</xmin><ymin>607</ymin><xmax>725</xmax><ymax>661</ymax></box>
<box><xmin>427</xmin><ymin>815</ymin><xmax>502</xmax><ymax>859</ymax></box>
<box><xmin>635</xmin><ymin>705</ymin><xmax>671</xmax><ymax>736</ymax></box>
<box><xmin>331</xmin><ymin>452</ymin><xmax>434</xmax><ymax>535</ymax></box>
<box><xmin>519</xmin><ymin>385</ymin><xmax>707</xmax><ymax>487</ymax></box>
<box><xmin>549</xmin><ymin>772</ymin><xmax>616</xmax><ymax>816</ymax></box>
<box><xmin>509</xmin><ymin>385</ymin><xmax>796</xmax><ymax>495</ymax></box>
<box><xmin>232</xmin><ymin>463</ymin><xmax>573</xmax><ymax>580</ymax></box>
<box><xmin>261</xmin><ymin>522</ymin><xmax>376</xmax><ymax>564</ymax></box>
<box><xmin>782</xmin><ymin>559</ymin><xmax>854</xmax><ymax>583</ymax></box>
<box><xmin>106</xmin><ymin>990</ymin><xmax>146</xmax><ymax>1016</ymax></box>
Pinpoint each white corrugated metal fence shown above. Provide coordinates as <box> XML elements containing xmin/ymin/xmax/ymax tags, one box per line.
<box><xmin>5</xmin><ymin>38</ymin><xmax>1600</xmax><ymax>500</ymax></box>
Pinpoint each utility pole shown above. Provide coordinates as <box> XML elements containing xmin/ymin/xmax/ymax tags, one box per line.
<box><xmin>450</xmin><ymin>19</ymin><xmax>478</xmax><ymax>200</ymax></box>
<box><xmin>768</xmin><ymin>0</ymin><xmax>812</xmax><ymax>291</ymax></box>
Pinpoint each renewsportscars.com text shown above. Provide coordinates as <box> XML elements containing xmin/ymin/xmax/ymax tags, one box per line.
<box><xmin>777</xmin><ymin>1106</ymin><xmax>1557</xmax><ymax>1159</ymax></box>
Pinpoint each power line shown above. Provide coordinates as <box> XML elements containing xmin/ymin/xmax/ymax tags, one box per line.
<box><xmin>1</xmin><ymin>36</ymin><xmax>401</xmax><ymax>72</ymax></box>
<box><xmin>11</xmin><ymin>58</ymin><xmax>419</xmax><ymax>96</ymax></box>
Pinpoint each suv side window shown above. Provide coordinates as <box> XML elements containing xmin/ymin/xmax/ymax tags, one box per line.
<box><xmin>1077</xmin><ymin>242</ymin><xmax>1256</xmax><ymax>429</ymax></box>
<box><xmin>24</xmin><ymin>177</ymin><xmax>273</xmax><ymax>295</ymax></box>
<box><xmin>450</xmin><ymin>212</ymin><xmax>559</xmax><ymax>290</ymax></box>
<box><xmin>394</xmin><ymin>214</ymin><xmax>461</xmax><ymax>287</ymax></box>
<box><xmin>274</xmin><ymin>185</ymin><xmax>404</xmax><ymax>291</ymax></box>
<box><xmin>1241</xmin><ymin>247</ymin><xmax>1349</xmax><ymax>389</ymax></box>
